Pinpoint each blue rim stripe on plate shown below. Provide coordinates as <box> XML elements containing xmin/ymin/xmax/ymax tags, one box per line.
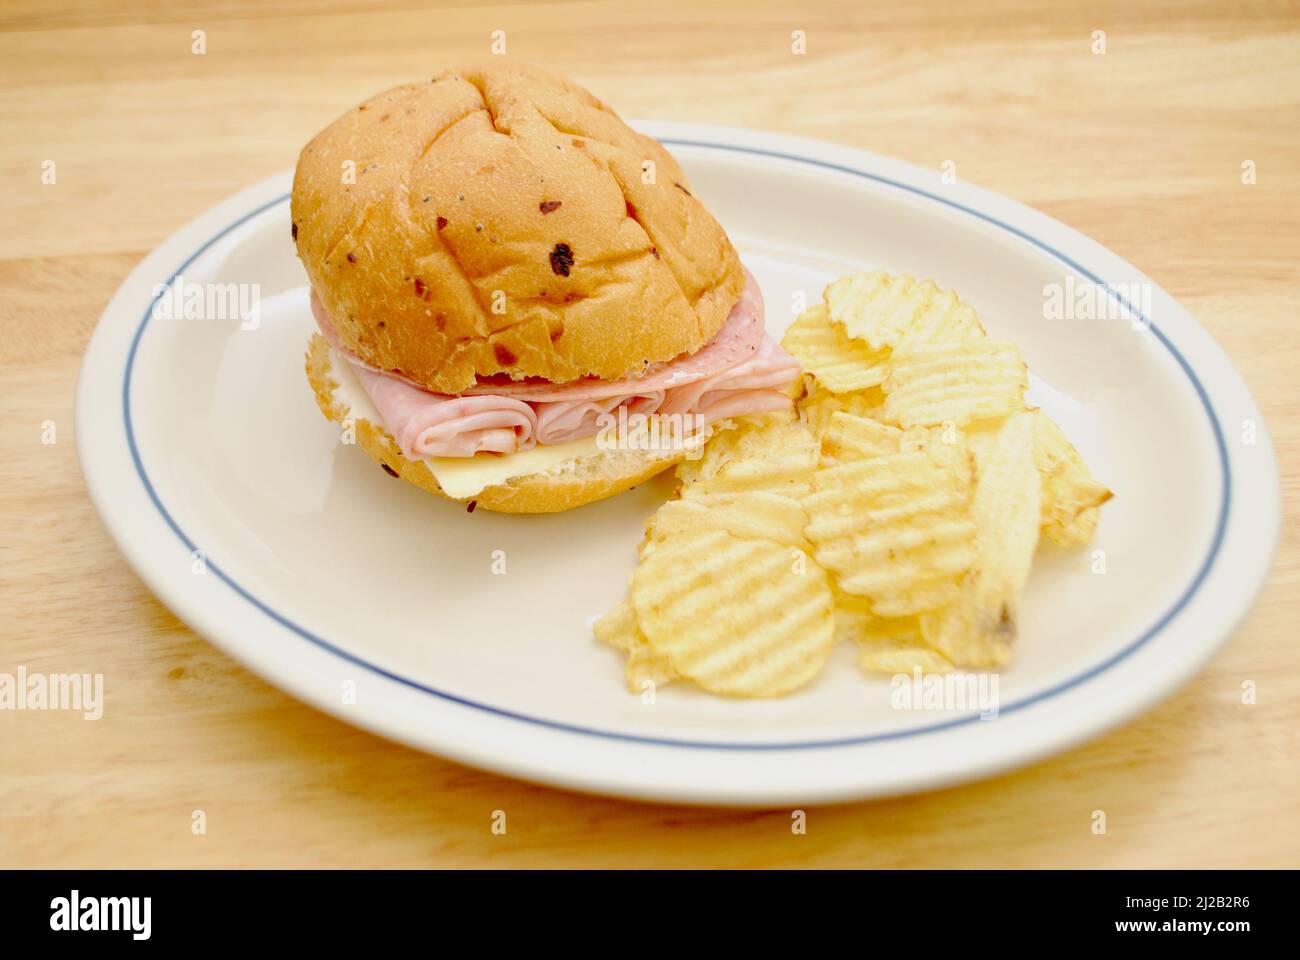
<box><xmin>121</xmin><ymin>141</ymin><xmax>1231</xmax><ymax>751</ymax></box>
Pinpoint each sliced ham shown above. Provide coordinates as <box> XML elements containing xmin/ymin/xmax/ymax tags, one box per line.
<box><xmin>534</xmin><ymin>391</ymin><xmax>665</xmax><ymax>446</ymax></box>
<box><xmin>660</xmin><ymin>335</ymin><xmax>802</xmax><ymax>424</ymax></box>
<box><xmin>349</xmin><ymin>365</ymin><xmax>538</xmax><ymax>458</ymax></box>
<box><xmin>313</xmin><ymin>268</ymin><xmax>800</xmax><ymax>458</ymax></box>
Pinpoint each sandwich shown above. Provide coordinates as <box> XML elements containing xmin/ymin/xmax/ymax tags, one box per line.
<box><xmin>293</xmin><ymin>62</ymin><xmax>801</xmax><ymax>513</ymax></box>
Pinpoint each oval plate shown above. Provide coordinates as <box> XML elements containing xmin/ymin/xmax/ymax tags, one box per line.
<box><xmin>76</xmin><ymin>123</ymin><xmax>1278</xmax><ymax>806</ymax></box>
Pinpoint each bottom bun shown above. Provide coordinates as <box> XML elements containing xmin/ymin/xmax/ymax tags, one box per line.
<box><xmin>306</xmin><ymin>334</ymin><xmax>687</xmax><ymax>514</ymax></box>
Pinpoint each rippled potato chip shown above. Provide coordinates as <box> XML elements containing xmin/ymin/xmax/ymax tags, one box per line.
<box><xmin>830</xmin><ymin>588</ymin><xmax>877</xmax><ymax>645</ymax></box>
<box><xmin>677</xmin><ymin>412</ymin><xmax>820</xmax><ymax>499</ymax></box>
<box><xmin>921</xmin><ymin>413</ymin><xmax>1041</xmax><ymax>667</ymax></box>
<box><xmin>870</xmin><ymin>578</ymin><xmax>966</xmax><ymax>618</ymax></box>
<box><xmin>831</xmin><ymin>592</ymin><xmax>952</xmax><ymax>673</ymax></box>
<box><xmin>820</xmin><ymin>411</ymin><xmax>904</xmax><ymax>465</ymax></box>
<box><xmin>632</xmin><ymin>530</ymin><xmax>835</xmax><ymax>697</ymax></box>
<box><xmin>1030</xmin><ymin>410</ymin><xmax>1113</xmax><ymax>545</ymax></box>
<box><xmin>797</xmin><ymin>378</ymin><xmax>882</xmax><ymax>437</ymax></box>
<box><xmin>826</xmin><ymin>272</ymin><xmax>986</xmax><ymax>352</ymax></box>
<box><xmin>781</xmin><ymin>304</ymin><xmax>891</xmax><ymax>393</ymax></box>
<box><xmin>803</xmin><ymin>449</ymin><xmax>978</xmax><ymax>616</ymax></box>
<box><xmin>593</xmin><ymin>599</ymin><xmax>677</xmax><ymax>692</ymax></box>
<box><xmin>897</xmin><ymin>424</ymin><xmax>974</xmax><ymax>488</ymax></box>
<box><xmin>882</xmin><ymin>340</ymin><xmax>1027</xmax><ymax>428</ymax></box>
<box><xmin>858</xmin><ymin>640</ymin><xmax>955</xmax><ymax>675</ymax></box>
<box><xmin>598</xmin><ymin>268</ymin><xmax>1112</xmax><ymax>698</ymax></box>
<box><xmin>647</xmin><ymin>491</ymin><xmax>810</xmax><ymax>551</ymax></box>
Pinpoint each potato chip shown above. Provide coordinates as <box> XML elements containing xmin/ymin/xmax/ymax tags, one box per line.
<box><xmin>592</xmin><ymin>598</ymin><xmax>641</xmax><ymax>653</ymax></box>
<box><xmin>632</xmin><ymin>530</ymin><xmax>835</xmax><ymax>697</ymax></box>
<box><xmin>1030</xmin><ymin>409</ymin><xmax>1112</xmax><ymax>546</ymax></box>
<box><xmin>803</xmin><ymin>450</ymin><xmax>977</xmax><ymax>615</ymax></box>
<box><xmin>600</xmin><ymin>267</ymin><xmax>1112</xmax><ymax>698</ymax></box>
<box><xmin>829</xmin><ymin>588</ymin><xmax>877</xmax><ymax>645</ymax></box>
<box><xmin>898</xmin><ymin>424</ymin><xmax>974</xmax><ymax>487</ymax></box>
<box><xmin>826</xmin><ymin>272</ymin><xmax>986</xmax><ymax>352</ymax></box>
<box><xmin>921</xmin><ymin>412</ymin><xmax>1041</xmax><ymax>666</ymax></box>
<box><xmin>677</xmin><ymin>412</ymin><xmax>820</xmax><ymax>499</ymax></box>
<box><xmin>856</xmin><ymin>612</ymin><xmax>925</xmax><ymax>647</ymax></box>
<box><xmin>593</xmin><ymin>599</ymin><xmax>676</xmax><ymax>692</ymax></box>
<box><xmin>647</xmin><ymin>491</ymin><xmax>809</xmax><ymax>551</ymax></box>
<box><xmin>858</xmin><ymin>641</ymin><xmax>955</xmax><ymax>675</ymax></box>
<box><xmin>781</xmin><ymin>304</ymin><xmax>891</xmax><ymax>393</ymax></box>
<box><xmin>881</xmin><ymin>340</ymin><xmax>1027</xmax><ymax>428</ymax></box>
<box><xmin>624</xmin><ymin>645</ymin><xmax>677</xmax><ymax>692</ymax></box>
<box><xmin>968</xmin><ymin>414</ymin><xmax>1041</xmax><ymax>613</ymax></box>
<box><xmin>870</xmin><ymin>578</ymin><xmax>964</xmax><ymax>618</ymax></box>
<box><xmin>797</xmin><ymin>378</ymin><xmax>882</xmax><ymax>436</ymax></box>
<box><xmin>829</xmin><ymin>593</ymin><xmax>951</xmax><ymax>673</ymax></box>
<box><xmin>832</xmin><ymin>590</ymin><xmax>929</xmax><ymax>643</ymax></box>
<box><xmin>820</xmin><ymin>411</ymin><xmax>904</xmax><ymax>465</ymax></box>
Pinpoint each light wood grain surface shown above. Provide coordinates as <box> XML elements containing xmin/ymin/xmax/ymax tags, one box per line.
<box><xmin>2</xmin><ymin>0</ymin><xmax>1297</xmax><ymax>868</ymax></box>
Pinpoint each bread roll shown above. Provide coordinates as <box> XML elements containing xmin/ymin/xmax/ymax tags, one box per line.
<box><xmin>292</xmin><ymin>61</ymin><xmax>745</xmax><ymax>394</ymax></box>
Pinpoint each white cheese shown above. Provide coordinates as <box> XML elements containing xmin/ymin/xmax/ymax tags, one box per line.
<box><xmin>421</xmin><ymin>435</ymin><xmax>603</xmax><ymax>499</ymax></box>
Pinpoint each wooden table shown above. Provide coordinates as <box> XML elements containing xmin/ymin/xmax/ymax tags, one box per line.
<box><xmin>2</xmin><ymin>0</ymin><xmax>1296</xmax><ymax>868</ymax></box>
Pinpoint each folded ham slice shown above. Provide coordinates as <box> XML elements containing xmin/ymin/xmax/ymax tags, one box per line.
<box><xmin>533</xmin><ymin>391</ymin><xmax>666</xmax><ymax>446</ymax></box>
<box><xmin>312</xmin><ymin>268</ymin><xmax>800</xmax><ymax>459</ymax></box>
<box><xmin>349</xmin><ymin>365</ymin><xmax>538</xmax><ymax>458</ymax></box>
<box><xmin>660</xmin><ymin>335</ymin><xmax>802</xmax><ymax>423</ymax></box>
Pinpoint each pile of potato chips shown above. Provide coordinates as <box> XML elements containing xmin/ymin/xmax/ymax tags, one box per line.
<box><xmin>595</xmin><ymin>271</ymin><xmax>1112</xmax><ymax>698</ymax></box>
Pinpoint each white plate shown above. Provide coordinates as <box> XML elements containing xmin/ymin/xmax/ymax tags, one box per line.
<box><xmin>77</xmin><ymin>123</ymin><xmax>1278</xmax><ymax>806</ymax></box>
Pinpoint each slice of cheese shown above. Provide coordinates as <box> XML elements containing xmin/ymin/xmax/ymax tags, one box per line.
<box><xmin>422</xmin><ymin>435</ymin><xmax>603</xmax><ymax>499</ymax></box>
<box><xmin>327</xmin><ymin>347</ymin><xmax>603</xmax><ymax>499</ymax></box>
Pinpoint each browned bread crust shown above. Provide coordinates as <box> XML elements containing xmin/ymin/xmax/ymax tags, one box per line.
<box><xmin>292</xmin><ymin>62</ymin><xmax>744</xmax><ymax>394</ymax></box>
